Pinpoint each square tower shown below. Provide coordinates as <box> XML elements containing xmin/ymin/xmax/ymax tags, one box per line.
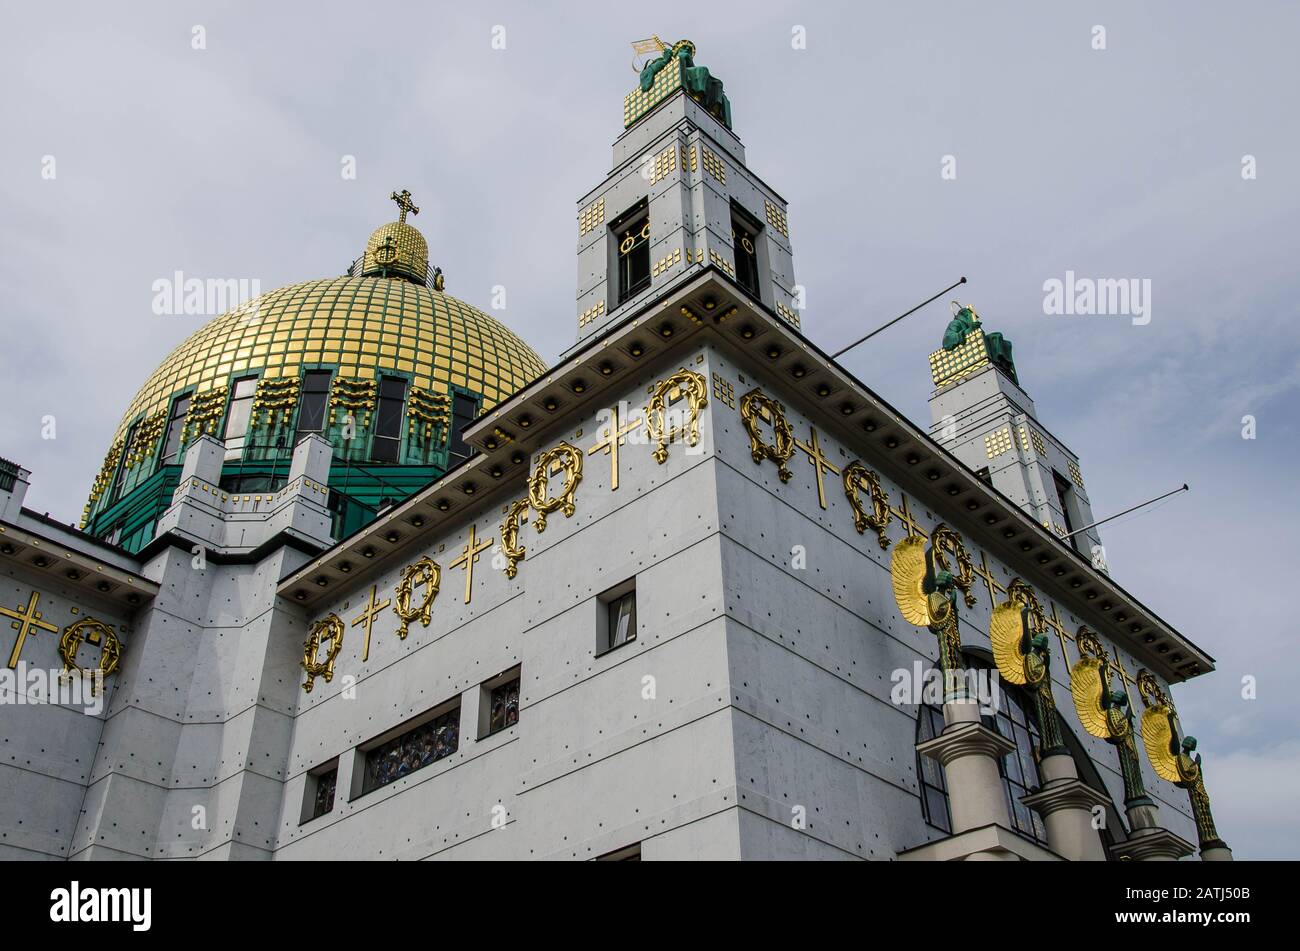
<box><xmin>569</xmin><ymin>40</ymin><xmax>799</xmax><ymax>357</ymax></box>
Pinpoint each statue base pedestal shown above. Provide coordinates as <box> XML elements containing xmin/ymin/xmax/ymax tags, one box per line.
<box><xmin>915</xmin><ymin>700</ymin><xmax>1015</xmax><ymax>834</ymax></box>
<box><xmin>1020</xmin><ymin>753</ymin><xmax>1109</xmax><ymax>861</ymax></box>
<box><xmin>1110</xmin><ymin>827</ymin><xmax>1196</xmax><ymax>862</ymax></box>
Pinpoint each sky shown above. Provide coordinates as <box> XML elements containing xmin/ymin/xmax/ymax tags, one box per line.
<box><xmin>1</xmin><ymin>1</ymin><xmax>1297</xmax><ymax>858</ymax></box>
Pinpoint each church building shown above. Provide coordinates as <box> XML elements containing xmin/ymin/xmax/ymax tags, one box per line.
<box><xmin>0</xmin><ymin>39</ymin><xmax>1228</xmax><ymax>861</ymax></box>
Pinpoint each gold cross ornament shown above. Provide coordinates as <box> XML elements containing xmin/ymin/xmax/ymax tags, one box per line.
<box><xmin>351</xmin><ymin>584</ymin><xmax>392</xmax><ymax>662</ymax></box>
<box><xmin>890</xmin><ymin>494</ymin><xmax>926</xmax><ymax>540</ymax></box>
<box><xmin>794</xmin><ymin>426</ymin><xmax>840</xmax><ymax>510</ymax></box>
<box><xmin>451</xmin><ymin>524</ymin><xmax>494</xmax><ymax>604</ymax></box>
<box><xmin>587</xmin><ymin>404</ymin><xmax>643</xmax><ymax>491</ymax></box>
<box><xmin>3</xmin><ymin>590</ymin><xmax>59</xmax><ymax>668</ymax></box>
<box><xmin>390</xmin><ymin>189</ymin><xmax>420</xmax><ymax>224</ymax></box>
<box><xmin>972</xmin><ymin>551</ymin><xmax>1004</xmax><ymax>610</ymax></box>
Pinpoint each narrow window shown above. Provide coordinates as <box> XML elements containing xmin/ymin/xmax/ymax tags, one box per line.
<box><xmin>614</xmin><ymin>205</ymin><xmax>651</xmax><ymax>305</ymax></box>
<box><xmin>478</xmin><ymin>665</ymin><xmax>522</xmax><ymax>738</ymax></box>
<box><xmin>109</xmin><ymin>420</ymin><xmax>140</xmax><ymax>503</ymax></box>
<box><xmin>223</xmin><ymin>376</ymin><xmax>258</xmax><ymax>460</ymax></box>
<box><xmin>487</xmin><ymin>677</ymin><xmax>520</xmax><ymax>736</ymax></box>
<box><xmin>447</xmin><ymin>391</ymin><xmax>479</xmax><ymax>462</ymax></box>
<box><xmin>303</xmin><ymin>762</ymin><xmax>338</xmax><ymax>823</ymax></box>
<box><xmin>731</xmin><ymin>212</ymin><xmax>761</xmax><ymax>298</ymax></box>
<box><xmin>1053</xmin><ymin>470</ymin><xmax>1077</xmax><ymax>538</ymax></box>
<box><xmin>295</xmin><ymin>370</ymin><xmax>333</xmax><ymax>443</ymax></box>
<box><xmin>159</xmin><ymin>392</ymin><xmax>192</xmax><ymax>464</ymax></box>
<box><xmin>371</xmin><ymin>376</ymin><xmax>408</xmax><ymax>463</ymax></box>
<box><xmin>596</xmin><ymin>579</ymin><xmax>637</xmax><ymax>655</ymax></box>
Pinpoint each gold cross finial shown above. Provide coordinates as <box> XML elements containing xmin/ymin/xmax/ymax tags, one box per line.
<box><xmin>351</xmin><ymin>584</ymin><xmax>392</xmax><ymax>663</ymax></box>
<box><xmin>450</xmin><ymin>524</ymin><xmax>494</xmax><ymax>604</ymax></box>
<box><xmin>390</xmin><ymin>189</ymin><xmax>420</xmax><ymax>224</ymax></box>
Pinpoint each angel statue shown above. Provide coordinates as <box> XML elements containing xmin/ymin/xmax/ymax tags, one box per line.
<box><xmin>891</xmin><ymin>524</ymin><xmax>976</xmax><ymax>688</ymax></box>
<box><xmin>989</xmin><ymin>578</ymin><xmax>1067</xmax><ymax>756</ymax></box>
<box><xmin>1136</xmin><ymin>670</ymin><xmax>1231</xmax><ymax>855</ymax></box>
<box><xmin>1070</xmin><ymin>629</ymin><xmax>1151</xmax><ymax>811</ymax></box>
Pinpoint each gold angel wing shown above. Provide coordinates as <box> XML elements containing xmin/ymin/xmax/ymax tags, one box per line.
<box><xmin>990</xmin><ymin>601</ymin><xmax>1028</xmax><ymax>685</ymax></box>
<box><xmin>1140</xmin><ymin>706</ymin><xmax>1183</xmax><ymax>783</ymax></box>
<box><xmin>890</xmin><ymin>535</ymin><xmax>930</xmax><ymax>626</ymax></box>
<box><xmin>1069</xmin><ymin>656</ymin><xmax>1110</xmax><ymax>739</ymax></box>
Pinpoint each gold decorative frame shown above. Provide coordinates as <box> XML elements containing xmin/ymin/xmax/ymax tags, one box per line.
<box><xmin>528</xmin><ymin>442</ymin><xmax>583</xmax><ymax>533</ymax></box>
<box><xmin>739</xmin><ymin>388</ymin><xmax>795</xmax><ymax>482</ymax></box>
<box><xmin>842</xmin><ymin>461</ymin><xmax>892</xmax><ymax>549</ymax></box>
<box><xmin>58</xmin><ymin>617</ymin><xmax>122</xmax><ymax>696</ymax></box>
<box><xmin>499</xmin><ymin>499</ymin><xmax>530</xmax><ymax>578</ymax></box>
<box><xmin>645</xmin><ymin>369</ymin><xmax>708</xmax><ymax>464</ymax></box>
<box><xmin>393</xmin><ymin>557</ymin><xmax>440</xmax><ymax>639</ymax></box>
<box><xmin>301</xmin><ymin>613</ymin><xmax>345</xmax><ymax>693</ymax></box>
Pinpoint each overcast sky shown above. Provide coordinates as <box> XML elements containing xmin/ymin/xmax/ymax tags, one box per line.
<box><xmin>2</xmin><ymin>1</ymin><xmax>1297</xmax><ymax>858</ymax></box>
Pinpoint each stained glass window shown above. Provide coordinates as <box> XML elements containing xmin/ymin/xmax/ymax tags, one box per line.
<box><xmin>311</xmin><ymin>767</ymin><xmax>337</xmax><ymax>820</ymax></box>
<box><xmin>362</xmin><ymin>705</ymin><xmax>460</xmax><ymax>794</ymax></box>
<box><xmin>488</xmin><ymin>678</ymin><xmax>520</xmax><ymax>736</ymax></box>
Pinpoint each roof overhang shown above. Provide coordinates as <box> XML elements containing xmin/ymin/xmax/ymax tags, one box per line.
<box><xmin>279</xmin><ymin>267</ymin><xmax>1213</xmax><ymax>683</ymax></box>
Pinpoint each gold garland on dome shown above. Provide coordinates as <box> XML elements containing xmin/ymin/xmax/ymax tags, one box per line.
<box><xmin>124</xmin><ymin>410</ymin><xmax>167</xmax><ymax>471</ymax></box>
<box><xmin>499</xmin><ymin>499</ymin><xmax>530</xmax><ymax>578</ymax></box>
<box><xmin>842</xmin><ymin>460</ymin><xmax>892</xmax><ymax>549</ymax></box>
<box><xmin>738</xmin><ymin>388</ymin><xmax>795</xmax><ymax>482</ymax></box>
<box><xmin>58</xmin><ymin>618</ymin><xmax>123</xmax><ymax>696</ymax></box>
<box><xmin>528</xmin><ymin>443</ymin><xmax>583</xmax><ymax>532</ymax></box>
<box><xmin>249</xmin><ymin>376</ymin><xmax>300</xmax><ymax>430</ymax></box>
<box><xmin>180</xmin><ymin>386</ymin><xmax>230</xmax><ymax>445</ymax></box>
<box><xmin>406</xmin><ymin>387</ymin><xmax>449</xmax><ymax>441</ymax></box>
<box><xmin>329</xmin><ymin>377</ymin><xmax>376</xmax><ymax>431</ymax></box>
<box><xmin>392</xmin><ymin>557</ymin><xmax>440</xmax><ymax>639</ymax></box>
<box><xmin>644</xmin><ymin>369</ymin><xmax>708</xmax><ymax>464</ymax></box>
<box><xmin>928</xmin><ymin>523</ymin><xmax>977</xmax><ymax>608</ymax></box>
<box><xmin>86</xmin><ymin>436</ymin><xmax>125</xmax><ymax>511</ymax></box>
<box><xmin>301</xmin><ymin>614</ymin><xmax>345</xmax><ymax>693</ymax></box>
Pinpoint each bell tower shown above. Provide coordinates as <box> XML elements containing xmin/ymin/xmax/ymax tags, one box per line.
<box><xmin>927</xmin><ymin>303</ymin><xmax>1106</xmax><ymax>566</ymax></box>
<box><xmin>568</xmin><ymin>38</ymin><xmax>800</xmax><ymax>356</ymax></box>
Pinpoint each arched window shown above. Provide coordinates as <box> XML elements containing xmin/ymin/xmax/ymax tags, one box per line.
<box><xmin>915</xmin><ymin>660</ymin><xmax>1049</xmax><ymax>847</ymax></box>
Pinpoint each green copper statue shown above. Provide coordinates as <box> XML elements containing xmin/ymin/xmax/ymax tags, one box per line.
<box><xmin>639</xmin><ymin>39</ymin><xmax>732</xmax><ymax>129</ymax></box>
<box><xmin>943</xmin><ymin>302</ymin><xmax>1018</xmax><ymax>385</ymax></box>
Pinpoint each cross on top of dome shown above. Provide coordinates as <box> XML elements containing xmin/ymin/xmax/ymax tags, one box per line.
<box><xmin>390</xmin><ymin>189</ymin><xmax>420</xmax><ymax>224</ymax></box>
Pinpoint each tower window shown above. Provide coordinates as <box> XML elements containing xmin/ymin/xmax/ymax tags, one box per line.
<box><xmin>159</xmin><ymin>392</ymin><xmax>192</xmax><ymax>464</ymax></box>
<box><xmin>295</xmin><ymin>370</ymin><xmax>333</xmax><ymax>443</ymax></box>
<box><xmin>1053</xmin><ymin>469</ymin><xmax>1079</xmax><ymax>546</ymax></box>
<box><xmin>731</xmin><ymin>211</ymin><xmax>762</xmax><ymax>299</ymax></box>
<box><xmin>371</xmin><ymin>376</ymin><xmax>408</xmax><ymax>463</ymax></box>
<box><xmin>447</xmin><ymin>391</ymin><xmax>479</xmax><ymax>462</ymax></box>
<box><xmin>614</xmin><ymin>204</ymin><xmax>651</xmax><ymax>305</ymax></box>
<box><xmin>223</xmin><ymin>376</ymin><xmax>258</xmax><ymax>460</ymax></box>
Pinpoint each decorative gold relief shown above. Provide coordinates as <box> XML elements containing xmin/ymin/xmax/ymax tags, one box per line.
<box><xmin>181</xmin><ymin>386</ymin><xmax>230</xmax><ymax>445</ymax></box>
<box><xmin>450</xmin><ymin>524</ymin><xmax>493</xmax><ymax>604</ymax></box>
<box><xmin>983</xmin><ymin>427</ymin><xmax>1013</xmax><ymax>459</ymax></box>
<box><xmin>795</xmin><ymin>427</ymin><xmax>840</xmax><ymax>510</ymax></box>
<box><xmin>763</xmin><ymin>199</ymin><xmax>789</xmax><ymax>237</ymax></box>
<box><xmin>124</xmin><ymin>410</ymin><xmax>166</xmax><ymax>470</ymax></box>
<box><xmin>57</xmin><ymin>617</ymin><xmax>122</xmax><ymax>695</ymax></box>
<box><xmin>393</xmin><ymin>557</ymin><xmax>440</xmax><ymax>639</ymax></box>
<box><xmin>302</xmin><ymin>613</ymin><xmax>345</xmax><ymax>693</ymax></box>
<box><xmin>738</xmin><ymin>388</ymin><xmax>795</xmax><ymax>481</ymax></box>
<box><xmin>710</xmin><ymin>372</ymin><xmax>735</xmax><ymax>409</ymax></box>
<box><xmin>579</xmin><ymin>197</ymin><xmax>606</xmax><ymax>237</ymax></box>
<box><xmin>989</xmin><ymin>578</ymin><xmax>1048</xmax><ymax>688</ymax></box>
<box><xmin>890</xmin><ymin>535</ymin><xmax>931</xmax><ymax>626</ymax></box>
<box><xmin>499</xmin><ymin>499</ymin><xmax>530</xmax><ymax>578</ymax></box>
<box><xmin>842</xmin><ymin>461</ymin><xmax>892</xmax><ymax>549</ymax></box>
<box><xmin>528</xmin><ymin>442</ymin><xmax>583</xmax><ymax>532</ymax></box>
<box><xmin>1068</xmin><ymin>459</ymin><xmax>1086</xmax><ymax>490</ymax></box>
<box><xmin>645</xmin><ymin>369</ymin><xmax>708</xmax><ymax>464</ymax></box>
<box><xmin>775</xmin><ymin>301</ymin><xmax>801</xmax><ymax>328</ymax></box>
<box><xmin>649</xmin><ymin>143</ymin><xmax>678</xmax><ymax>185</ymax></box>
<box><xmin>351</xmin><ymin>584</ymin><xmax>391</xmax><ymax>663</ymax></box>
<box><xmin>250</xmin><ymin>376</ymin><xmax>300</xmax><ymax>429</ymax></box>
<box><xmin>928</xmin><ymin>524</ymin><xmax>977</xmax><ymax>608</ymax></box>
<box><xmin>701</xmin><ymin>146</ymin><xmax>727</xmax><ymax>183</ymax></box>
<box><xmin>3</xmin><ymin>590</ymin><xmax>60</xmax><ymax>668</ymax></box>
<box><xmin>588</xmin><ymin>404</ymin><xmax>643</xmax><ymax>491</ymax></box>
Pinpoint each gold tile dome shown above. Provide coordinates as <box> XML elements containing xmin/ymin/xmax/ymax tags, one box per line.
<box><xmin>106</xmin><ymin>275</ymin><xmax>546</xmax><ymax>455</ymax></box>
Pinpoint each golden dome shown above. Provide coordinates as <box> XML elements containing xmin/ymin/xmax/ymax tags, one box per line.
<box><xmin>104</xmin><ymin>275</ymin><xmax>547</xmax><ymax>454</ymax></box>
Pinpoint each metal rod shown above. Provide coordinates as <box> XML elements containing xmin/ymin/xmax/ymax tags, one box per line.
<box><xmin>1061</xmin><ymin>484</ymin><xmax>1189</xmax><ymax>540</ymax></box>
<box><xmin>830</xmin><ymin>276</ymin><xmax>968</xmax><ymax>359</ymax></box>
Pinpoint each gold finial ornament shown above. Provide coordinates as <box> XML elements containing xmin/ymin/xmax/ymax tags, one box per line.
<box><xmin>390</xmin><ymin>189</ymin><xmax>420</xmax><ymax>224</ymax></box>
